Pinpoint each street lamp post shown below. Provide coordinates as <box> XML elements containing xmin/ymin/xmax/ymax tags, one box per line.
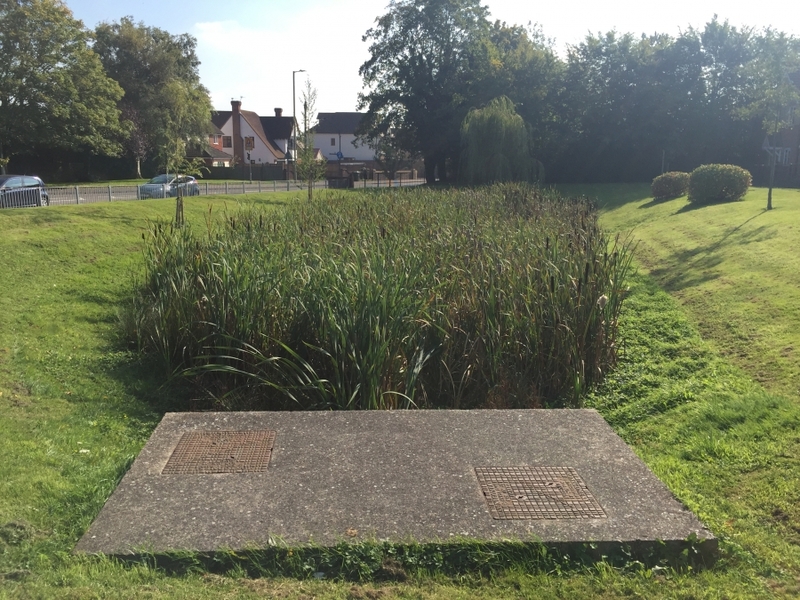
<box><xmin>292</xmin><ymin>69</ymin><xmax>305</xmax><ymax>181</ymax></box>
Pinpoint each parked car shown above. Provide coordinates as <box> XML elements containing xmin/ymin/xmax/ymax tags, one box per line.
<box><xmin>0</xmin><ymin>175</ymin><xmax>49</xmax><ymax>208</ymax></box>
<box><xmin>138</xmin><ymin>174</ymin><xmax>200</xmax><ymax>199</ymax></box>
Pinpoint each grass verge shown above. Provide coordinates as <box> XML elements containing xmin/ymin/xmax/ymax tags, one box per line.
<box><xmin>0</xmin><ymin>186</ymin><xmax>799</xmax><ymax>597</ymax></box>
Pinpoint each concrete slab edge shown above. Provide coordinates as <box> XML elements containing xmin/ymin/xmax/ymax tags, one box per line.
<box><xmin>89</xmin><ymin>536</ymin><xmax>718</xmax><ymax>577</ymax></box>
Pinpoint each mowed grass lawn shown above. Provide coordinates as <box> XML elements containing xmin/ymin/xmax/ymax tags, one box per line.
<box><xmin>578</xmin><ymin>183</ymin><xmax>800</xmax><ymax>399</ymax></box>
<box><xmin>0</xmin><ymin>186</ymin><xmax>799</xmax><ymax>598</ymax></box>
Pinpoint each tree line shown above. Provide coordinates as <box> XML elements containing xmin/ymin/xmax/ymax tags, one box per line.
<box><xmin>0</xmin><ymin>0</ymin><xmax>211</xmax><ymax>178</ymax></box>
<box><xmin>358</xmin><ymin>0</ymin><xmax>800</xmax><ymax>184</ymax></box>
<box><xmin>3</xmin><ymin>0</ymin><xmax>798</xmax><ymax>185</ymax></box>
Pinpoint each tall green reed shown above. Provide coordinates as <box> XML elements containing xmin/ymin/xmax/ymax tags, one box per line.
<box><xmin>124</xmin><ymin>184</ymin><xmax>633</xmax><ymax>409</ymax></box>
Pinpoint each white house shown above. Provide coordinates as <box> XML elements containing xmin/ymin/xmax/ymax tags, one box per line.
<box><xmin>211</xmin><ymin>101</ymin><xmax>289</xmax><ymax>166</ymax></box>
<box><xmin>314</xmin><ymin>113</ymin><xmax>376</xmax><ymax>162</ymax></box>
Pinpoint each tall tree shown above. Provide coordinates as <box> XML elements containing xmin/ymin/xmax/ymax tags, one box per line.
<box><xmin>559</xmin><ymin>31</ymin><xmax>655</xmax><ymax>181</ymax></box>
<box><xmin>738</xmin><ymin>30</ymin><xmax>800</xmax><ymax>209</ymax></box>
<box><xmin>358</xmin><ymin>0</ymin><xmax>493</xmax><ymax>183</ymax></box>
<box><xmin>0</xmin><ymin>0</ymin><xmax>124</xmax><ymax>173</ymax></box>
<box><xmin>694</xmin><ymin>18</ymin><xmax>760</xmax><ymax>167</ymax></box>
<box><xmin>485</xmin><ymin>22</ymin><xmax>564</xmax><ymax>168</ymax></box>
<box><xmin>553</xmin><ymin>20</ymin><xmax>762</xmax><ymax>182</ymax></box>
<box><xmin>94</xmin><ymin>17</ymin><xmax>212</xmax><ymax>175</ymax></box>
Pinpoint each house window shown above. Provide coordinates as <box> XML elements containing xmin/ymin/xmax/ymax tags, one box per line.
<box><xmin>213</xmin><ymin>160</ymin><xmax>226</xmax><ymax>167</ymax></box>
<box><xmin>223</xmin><ymin>136</ymin><xmax>232</xmax><ymax>148</ymax></box>
<box><xmin>766</xmin><ymin>146</ymin><xmax>791</xmax><ymax>166</ymax></box>
<box><xmin>770</xmin><ymin>147</ymin><xmax>791</xmax><ymax>165</ymax></box>
<box><xmin>212</xmin><ymin>134</ymin><xmax>221</xmax><ymax>144</ymax></box>
<box><xmin>245</xmin><ymin>136</ymin><xmax>254</xmax><ymax>151</ymax></box>
<box><xmin>331</xmin><ymin>138</ymin><xmax>336</xmax><ymax>146</ymax></box>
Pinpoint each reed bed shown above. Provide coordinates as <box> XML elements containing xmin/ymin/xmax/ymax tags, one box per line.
<box><xmin>125</xmin><ymin>184</ymin><xmax>633</xmax><ymax>409</ymax></box>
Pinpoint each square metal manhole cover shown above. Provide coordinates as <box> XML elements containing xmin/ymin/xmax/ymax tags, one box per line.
<box><xmin>162</xmin><ymin>430</ymin><xmax>276</xmax><ymax>474</ymax></box>
<box><xmin>475</xmin><ymin>466</ymin><xmax>606</xmax><ymax>520</ymax></box>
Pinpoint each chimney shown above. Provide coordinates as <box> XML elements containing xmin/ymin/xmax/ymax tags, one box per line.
<box><xmin>274</xmin><ymin>108</ymin><xmax>283</xmax><ymax>117</ymax></box>
<box><xmin>231</xmin><ymin>100</ymin><xmax>243</xmax><ymax>166</ymax></box>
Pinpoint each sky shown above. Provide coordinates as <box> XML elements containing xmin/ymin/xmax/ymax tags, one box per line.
<box><xmin>67</xmin><ymin>0</ymin><xmax>800</xmax><ymax>117</ymax></box>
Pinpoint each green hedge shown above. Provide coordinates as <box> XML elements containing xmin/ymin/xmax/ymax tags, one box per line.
<box><xmin>651</xmin><ymin>171</ymin><xmax>690</xmax><ymax>200</ymax></box>
<box><xmin>688</xmin><ymin>164</ymin><xmax>751</xmax><ymax>205</ymax></box>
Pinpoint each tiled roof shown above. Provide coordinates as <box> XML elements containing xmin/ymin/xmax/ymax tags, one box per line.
<box><xmin>186</xmin><ymin>145</ymin><xmax>234</xmax><ymax>160</ymax></box>
<box><xmin>315</xmin><ymin>112</ymin><xmax>364</xmax><ymax>134</ymax></box>
<box><xmin>241</xmin><ymin>109</ymin><xmax>285</xmax><ymax>160</ymax></box>
<box><xmin>261</xmin><ymin>116</ymin><xmax>294</xmax><ymax>141</ymax></box>
<box><xmin>211</xmin><ymin>111</ymin><xmax>231</xmax><ymax>129</ymax></box>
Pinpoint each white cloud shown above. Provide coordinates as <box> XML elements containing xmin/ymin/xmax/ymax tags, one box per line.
<box><xmin>194</xmin><ymin>1</ymin><xmax>377</xmax><ymax>116</ymax></box>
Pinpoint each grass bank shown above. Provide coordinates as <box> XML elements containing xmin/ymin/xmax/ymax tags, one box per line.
<box><xmin>570</xmin><ymin>183</ymin><xmax>800</xmax><ymax>398</ymax></box>
<box><xmin>0</xmin><ymin>186</ymin><xmax>798</xmax><ymax>597</ymax></box>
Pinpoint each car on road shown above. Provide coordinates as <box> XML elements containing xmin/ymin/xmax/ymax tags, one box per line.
<box><xmin>138</xmin><ymin>174</ymin><xmax>200</xmax><ymax>199</ymax></box>
<box><xmin>0</xmin><ymin>175</ymin><xmax>49</xmax><ymax>208</ymax></box>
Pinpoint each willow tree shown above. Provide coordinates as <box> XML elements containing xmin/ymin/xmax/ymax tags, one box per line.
<box><xmin>460</xmin><ymin>96</ymin><xmax>539</xmax><ymax>185</ymax></box>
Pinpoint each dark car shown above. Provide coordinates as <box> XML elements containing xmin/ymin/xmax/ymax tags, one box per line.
<box><xmin>138</xmin><ymin>174</ymin><xmax>200</xmax><ymax>199</ymax></box>
<box><xmin>0</xmin><ymin>175</ymin><xmax>49</xmax><ymax>208</ymax></box>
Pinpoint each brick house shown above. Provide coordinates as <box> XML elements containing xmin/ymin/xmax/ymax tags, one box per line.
<box><xmin>762</xmin><ymin>122</ymin><xmax>800</xmax><ymax>186</ymax></box>
<box><xmin>187</xmin><ymin>122</ymin><xmax>235</xmax><ymax>167</ymax></box>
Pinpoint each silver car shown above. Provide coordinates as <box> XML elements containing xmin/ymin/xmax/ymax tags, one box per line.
<box><xmin>138</xmin><ymin>174</ymin><xmax>200</xmax><ymax>199</ymax></box>
<box><xmin>0</xmin><ymin>175</ymin><xmax>49</xmax><ymax>208</ymax></box>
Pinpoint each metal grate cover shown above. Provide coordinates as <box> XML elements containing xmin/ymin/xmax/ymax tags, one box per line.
<box><xmin>162</xmin><ymin>430</ymin><xmax>276</xmax><ymax>474</ymax></box>
<box><xmin>475</xmin><ymin>466</ymin><xmax>606</xmax><ymax>520</ymax></box>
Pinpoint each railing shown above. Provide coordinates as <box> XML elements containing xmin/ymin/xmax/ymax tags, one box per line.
<box><xmin>8</xmin><ymin>178</ymin><xmax>426</xmax><ymax>208</ymax></box>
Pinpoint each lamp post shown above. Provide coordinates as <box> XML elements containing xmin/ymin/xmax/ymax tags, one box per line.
<box><xmin>292</xmin><ymin>69</ymin><xmax>305</xmax><ymax>181</ymax></box>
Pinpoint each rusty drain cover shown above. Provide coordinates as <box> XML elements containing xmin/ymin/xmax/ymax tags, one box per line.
<box><xmin>162</xmin><ymin>430</ymin><xmax>276</xmax><ymax>475</ymax></box>
<box><xmin>475</xmin><ymin>466</ymin><xmax>606</xmax><ymax>520</ymax></box>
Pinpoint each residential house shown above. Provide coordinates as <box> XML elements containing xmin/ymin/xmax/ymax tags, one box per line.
<box><xmin>187</xmin><ymin>122</ymin><xmax>235</xmax><ymax>167</ymax></box>
<box><xmin>210</xmin><ymin>100</ymin><xmax>289</xmax><ymax>167</ymax></box>
<box><xmin>761</xmin><ymin>121</ymin><xmax>800</xmax><ymax>186</ymax></box>
<box><xmin>260</xmin><ymin>108</ymin><xmax>294</xmax><ymax>157</ymax></box>
<box><xmin>314</xmin><ymin>112</ymin><xmax>375</xmax><ymax>162</ymax></box>
<box><xmin>758</xmin><ymin>72</ymin><xmax>800</xmax><ymax>186</ymax></box>
<box><xmin>763</xmin><ymin>131</ymin><xmax>796</xmax><ymax>163</ymax></box>
<box><xmin>763</xmin><ymin>119</ymin><xmax>799</xmax><ymax>164</ymax></box>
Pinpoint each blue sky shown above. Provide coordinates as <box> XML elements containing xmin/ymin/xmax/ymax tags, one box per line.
<box><xmin>67</xmin><ymin>0</ymin><xmax>800</xmax><ymax>117</ymax></box>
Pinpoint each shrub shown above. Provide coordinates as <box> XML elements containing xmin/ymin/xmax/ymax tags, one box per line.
<box><xmin>651</xmin><ymin>171</ymin><xmax>690</xmax><ymax>200</ymax></box>
<box><xmin>688</xmin><ymin>164</ymin><xmax>752</xmax><ymax>205</ymax></box>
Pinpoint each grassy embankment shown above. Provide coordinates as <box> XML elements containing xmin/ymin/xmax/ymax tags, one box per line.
<box><xmin>0</xmin><ymin>185</ymin><xmax>798</xmax><ymax>598</ymax></box>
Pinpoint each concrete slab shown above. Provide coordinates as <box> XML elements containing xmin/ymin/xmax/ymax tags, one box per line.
<box><xmin>75</xmin><ymin>409</ymin><xmax>715</xmax><ymax>557</ymax></box>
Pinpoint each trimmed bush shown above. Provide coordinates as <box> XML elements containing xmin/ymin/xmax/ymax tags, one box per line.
<box><xmin>651</xmin><ymin>171</ymin><xmax>690</xmax><ymax>200</ymax></box>
<box><xmin>688</xmin><ymin>164</ymin><xmax>752</xmax><ymax>205</ymax></box>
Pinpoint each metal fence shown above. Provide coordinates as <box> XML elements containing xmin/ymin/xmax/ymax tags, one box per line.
<box><xmin>0</xmin><ymin>187</ymin><xmax>48</xmax><ymax>209</ymax></box>
<box><xmin>8</xmin><ymin>178</ymin><xmax>426</xmax><ymax>209</ymax></box>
